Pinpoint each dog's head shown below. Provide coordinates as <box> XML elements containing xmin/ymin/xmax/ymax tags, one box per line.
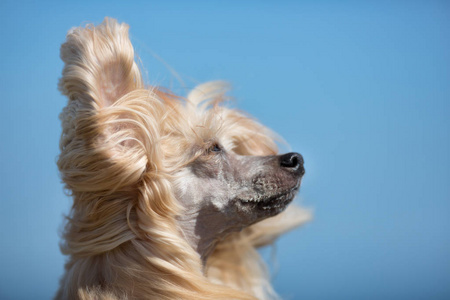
<box><xmin>165</xmin><ymin>85</ymin><xmax>305</xmax><ymax>258</ymax></box>
<box><xmin>57</xmin><ymin>17</ymin><xmax>309</xmax><ymax>300</ymax></box>
<box><xmin>58</xmin><ymin>17</ymin><xmax>305</xmax><ymax>263</ymax></box>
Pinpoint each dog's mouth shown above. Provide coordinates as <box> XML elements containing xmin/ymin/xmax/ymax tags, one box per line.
<box><xmin>238</xmin><ymin>185</ymin><xmax>300</xmax><ymax>213</ymax></box>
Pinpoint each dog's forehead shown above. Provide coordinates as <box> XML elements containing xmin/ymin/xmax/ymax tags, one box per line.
<box><xmin>168</xmin><ymin>104</ymin><xmax>232</xmax><ymax>145</ymax></box>
<box><xmin>156</xmin><ymin>89</ymin><xmax>279</xmax><ymax>158</ymax></box>
<box><xmin>157</xmin><ymin>104</ymin><xmax>232</xmax><ymax>168</ymax></box>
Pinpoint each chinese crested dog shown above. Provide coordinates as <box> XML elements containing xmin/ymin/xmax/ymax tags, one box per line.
<box><xmin>56</xmin><ymin>18</ymin><xmax>310</xmax><ymax>300</ymax></box>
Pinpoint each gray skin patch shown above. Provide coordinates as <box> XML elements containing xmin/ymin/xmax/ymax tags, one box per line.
<box><xmin>175</xmin><ymin>145</ymin><xmax>304</xmax><ymax>262</ymax></box>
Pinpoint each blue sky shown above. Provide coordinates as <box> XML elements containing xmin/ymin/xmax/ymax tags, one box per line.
<box><xmin>1</xmin><ymin>1</ymin><xmax>449</xmax><ymax>299</ymax></box>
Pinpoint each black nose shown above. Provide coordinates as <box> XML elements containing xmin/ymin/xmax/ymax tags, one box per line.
<box><xmin>279</xmin><ymin>152</ymin><xmax>305</xmax><ymax>175</ymax></box>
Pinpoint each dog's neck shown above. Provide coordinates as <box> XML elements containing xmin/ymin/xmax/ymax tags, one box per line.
<box><xmin>178</xmin><ymin>207</ymin><xmax>243</xmax><ymax>264</ymax></box>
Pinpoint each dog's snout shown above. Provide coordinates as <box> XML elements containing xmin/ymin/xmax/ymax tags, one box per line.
<box><xmin>279</xmin><ymin>152</ymin><xmax>305</xmax><ymax>175</ymax></box>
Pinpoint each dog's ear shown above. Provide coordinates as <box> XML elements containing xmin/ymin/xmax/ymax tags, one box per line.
<box><xmin>59</xmin><ymin>17</ymin><xmax>143</xmax><ymax>109</ymax></box>
<box><xmin>58</xmin><ymin>18</ymin><xmax>163</xmax><ymax>193</ymax></box>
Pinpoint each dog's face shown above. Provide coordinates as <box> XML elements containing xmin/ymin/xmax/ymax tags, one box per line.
<box><xmin>176</xmin><ymin>147</ymin><xmax>304</xmax><ymax>222</ymax></box>
<box><xmin>167</xmin><ymin>97</ymin><xmax>305</xmax><ymax>259</ymax></box>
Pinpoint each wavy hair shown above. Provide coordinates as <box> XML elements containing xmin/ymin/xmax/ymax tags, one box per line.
<box><xmin>56</xmin><ymin>18</ymin><xmax>310</xmax><ymax>300</ymax></box>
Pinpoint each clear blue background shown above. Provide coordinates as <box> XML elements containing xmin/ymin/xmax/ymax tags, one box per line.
<box><xmin>1</xmin><ymin>1</ymin><xmax>449</xmax><ymax>299</ymax></box>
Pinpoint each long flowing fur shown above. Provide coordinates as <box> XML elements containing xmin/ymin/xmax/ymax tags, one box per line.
<box><xmin>56</xmin><ymin>18</ymin><xmax>310</xmax><ymax>300</ymax></box>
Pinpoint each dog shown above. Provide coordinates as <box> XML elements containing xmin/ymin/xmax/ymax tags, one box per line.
<box><xmin>56</xmin><ymin>17</ymin><xmax>311</xmax><ymax>300</ymax></box>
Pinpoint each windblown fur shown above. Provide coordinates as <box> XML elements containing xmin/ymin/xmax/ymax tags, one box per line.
<box><xmin>56</xmin><ymin>18</ymin><xmax>311</xmax><ymax>300</ymax></box>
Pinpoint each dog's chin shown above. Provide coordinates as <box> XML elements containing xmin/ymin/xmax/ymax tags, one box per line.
<box><xmin>237</xmin><ymin>185</ymin><xmax>300</xmax><ymax>218</ymax></box>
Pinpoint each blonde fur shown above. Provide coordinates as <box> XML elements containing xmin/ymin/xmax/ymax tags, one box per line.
<box><xmin>56</xmin><ymin>18</ymin><xmax>310</xmax><ymax>300</ymax></box>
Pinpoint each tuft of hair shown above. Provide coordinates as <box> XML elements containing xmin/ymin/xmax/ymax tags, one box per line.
<box><xmin>56</xmin><ymin>17</ymin><xmax>310</xmax><ymax>300</ymax></box>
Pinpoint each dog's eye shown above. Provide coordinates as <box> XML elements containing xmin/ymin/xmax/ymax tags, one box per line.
<box><xmin>208</xmin><ymin>143</ymin><xmax>222</xmax><ymax>153</ymax></box>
